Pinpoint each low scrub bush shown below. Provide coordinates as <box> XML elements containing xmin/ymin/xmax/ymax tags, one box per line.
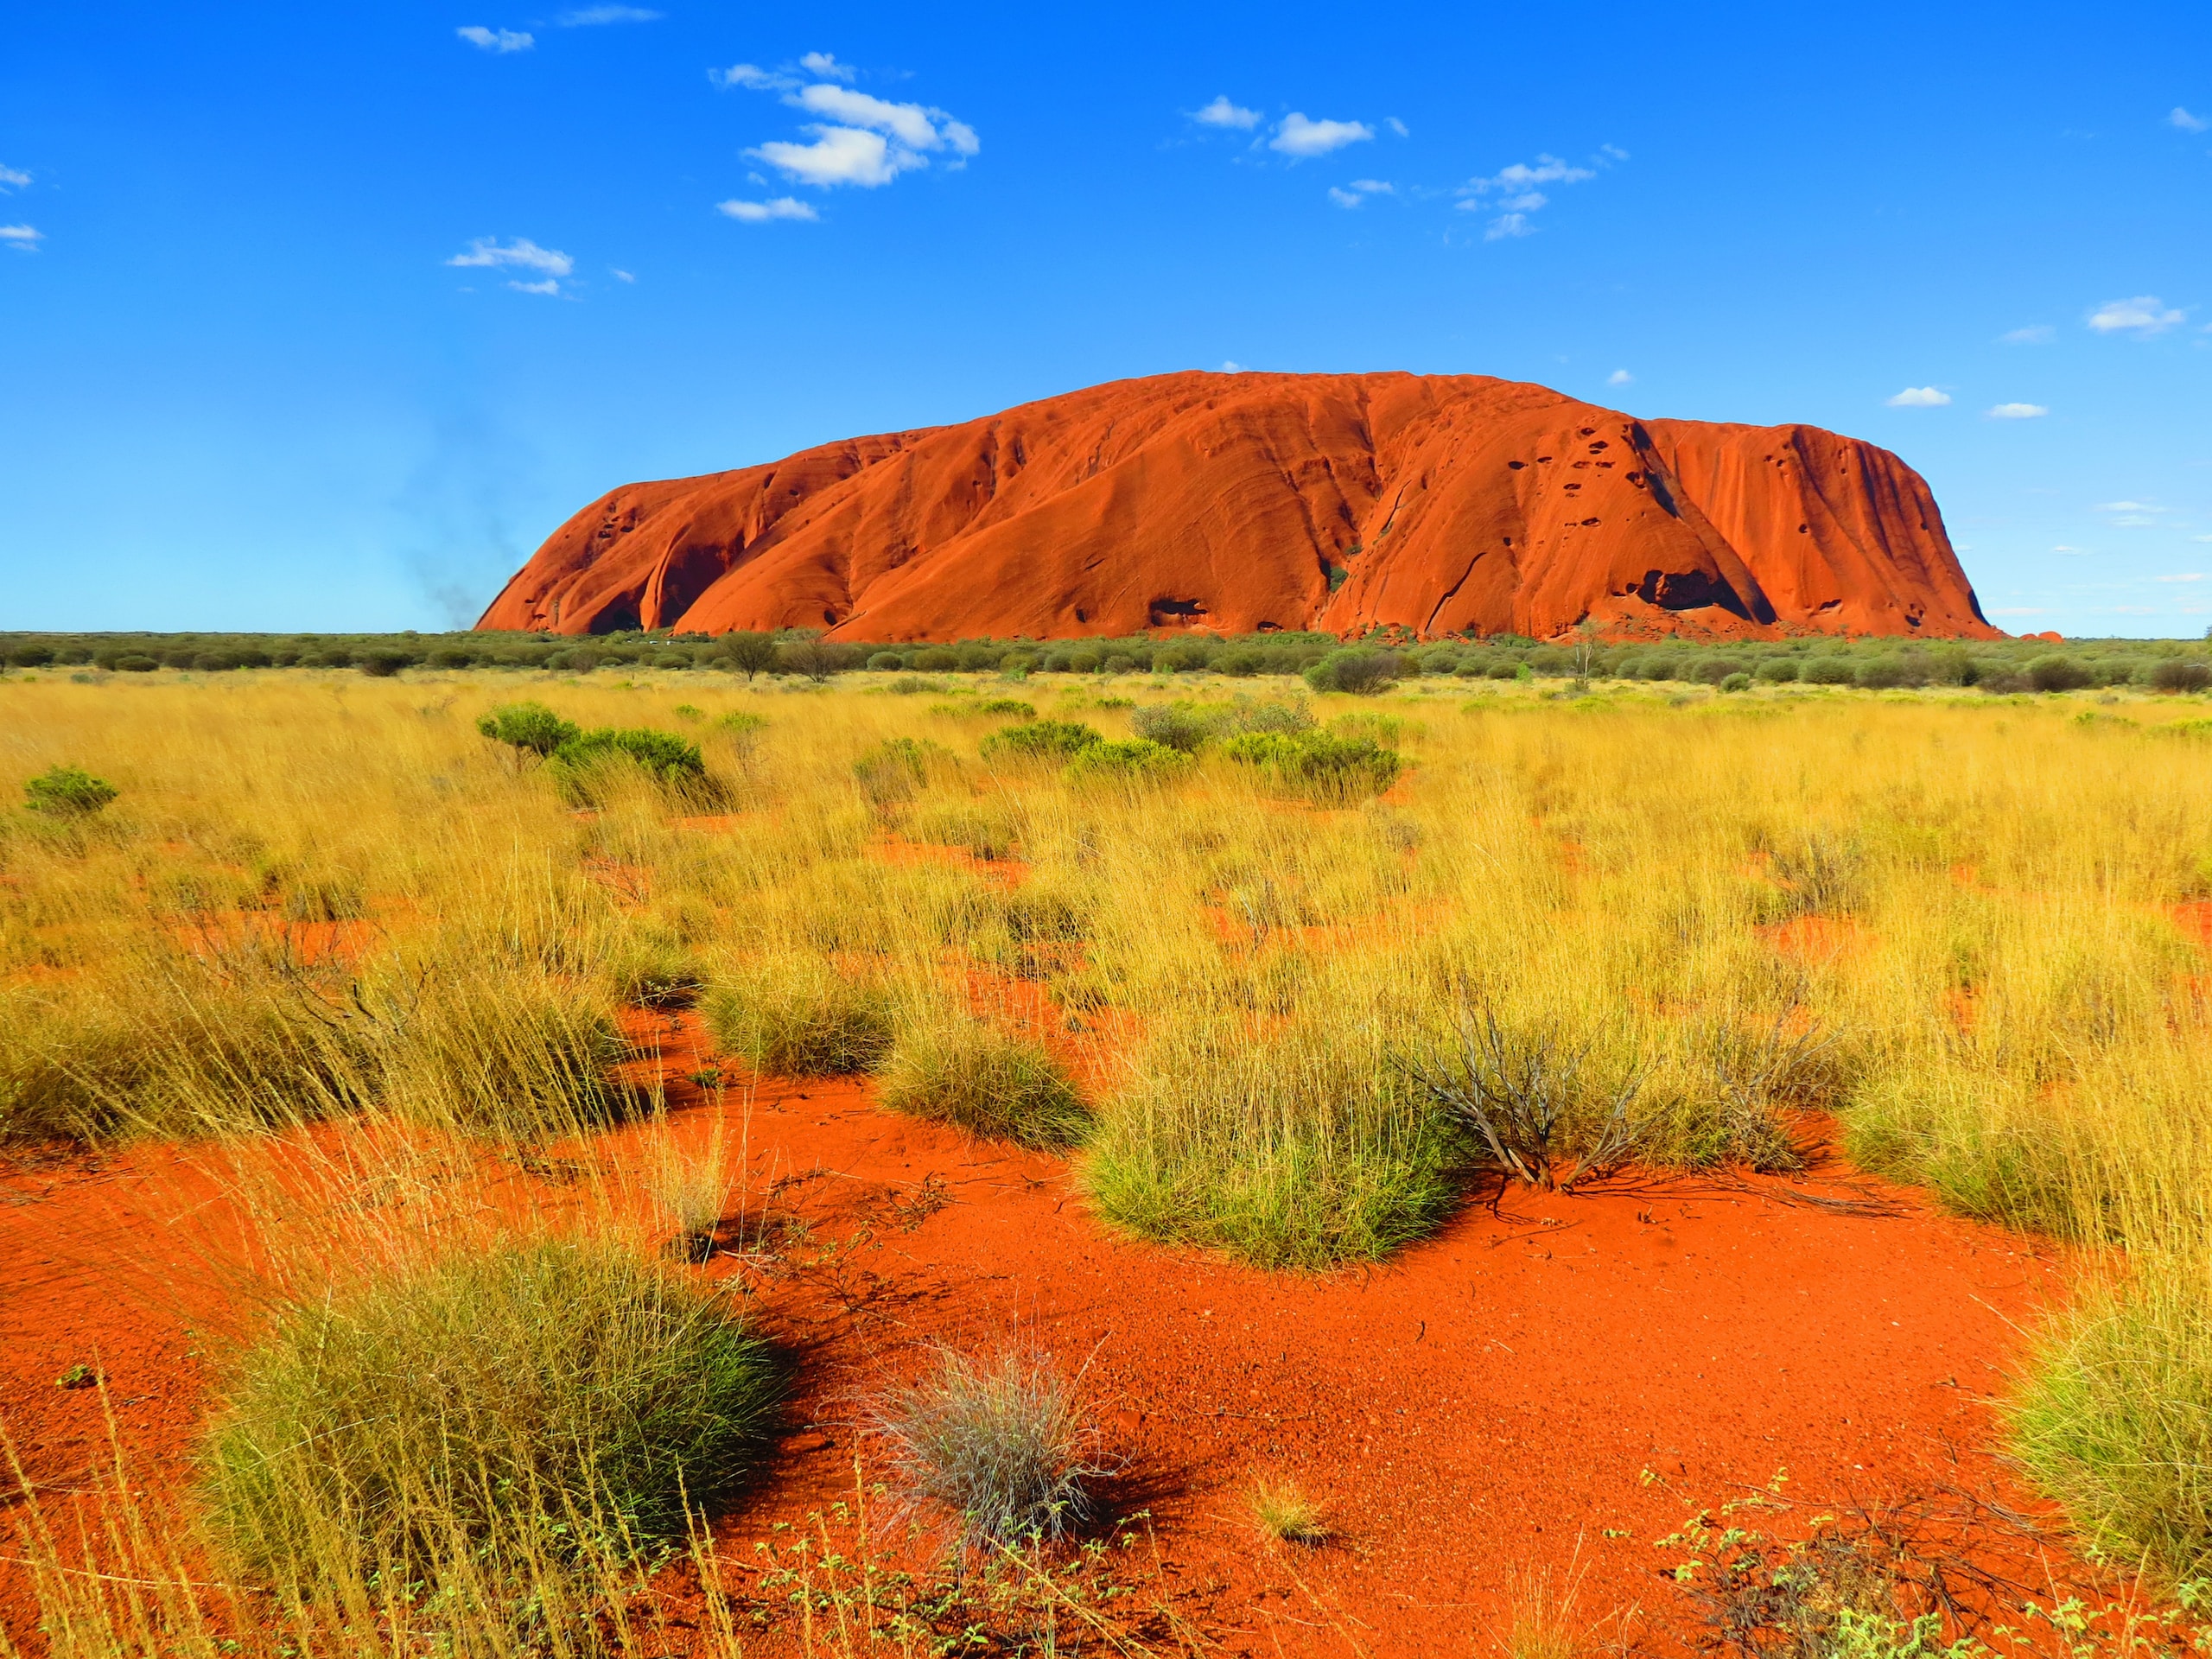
<box><xmin>1801</xmin><ymin>656</ymin><xmax>1856</xmax><ymax>685</ymax></box>
<box><xmin>2151</xmin><ymin>660</ymin><xmax>2212</xmax><ymax>694</ymax></box>
<box><xmin>702</xmin><ymin>955</ymin><xmax>895</xmax><ymax>1077</ymax></box>
<box><xmin>979</xmin><ymin>719</ymin><xmax>1102</xmax><ymax>762</ymax></box>
<box><xmin>876</xmin><ymin>1018</ymin><xmax>1090</xmax><ymax>1147</ymax></box>
<box><xmin>1063</xmin><ymin>736</ymin><xmax>1192</xmax><ymax>784</ymax></box>
<box><xmin>874</xmin><ymin>1347</ymin><xmax>1104</xmax><ymax>1549</ymax></box>
<box><xmin>854</xmin><ymin>735</ymin><xmax>950</xmax><ymax>804</ymax></box>
<box><xmin>1303</xmin><ymin>648</ymin><xmax>1405</xmax><ymax>696</ymax></box>
<box><xmin>474</xmin><ymin>701</ymin><xmax>578</xmax><ymax>758</ymax></box>
<box><xmin>2028</xmin><ymin>654</ymin><xmax>2095</xmax><ymax>693</ymax></box>
<box><xmin>1222</xmin><ymin>729</ymin><xmax>1402</xmax><ymax>802</ymax></box>
<box><xmin>547</xmin><ymin>728</ymin><xmax>709</xmax><ymax>804</ymax></box>
<box><xmin>201</xmin><ymin>1236</ymin><xmax>778</xmax><ymax>1599</ymax></box>
<box><xmin>22</xmin><ymin>764</ymin><xmax>118</xmax><ymax>816</ymax></box>
<box><xmin>1249</xmin><ymin>1473</ymin><xmax>1328</xmax><ymax>1546</ymax></box>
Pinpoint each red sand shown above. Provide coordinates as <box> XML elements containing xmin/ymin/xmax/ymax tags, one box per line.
<box><xmin>1</xmin><ymin>1038</ymin><xmax>2082</xmax><ymax>1656</ymax></box>
<box><xmin>475</xmin><ymin>371</ymin><xmax>1994</xmax><ymax>645</ymax></box>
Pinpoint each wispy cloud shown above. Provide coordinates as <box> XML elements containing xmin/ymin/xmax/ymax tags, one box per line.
<box><xmin>2052</xmin><ymin>545</ymin><xmax>2088</xmax><ymax>555</ymax></box>
<box><xmin>456</xmin><ymin>25</ymin><xmax>533</xmax><ymax>51</ymax></box>
<box><xmin>1886</xmin><ymin>386</ymin><xmax>1951</xmax><ymax>407</ymax></box>
<box><xmin>2098</xmin><ymin>500</ymin><xmax>2158</xmax><ymax>513</ymax></box>
<box><xmin>720</xmin><ymin>55</ymin><xmax>977</xmax><ymax>192</ymax></box>
<box><xmin>1220</xmin><ymin>360</ymin><xmax>1244</xmax><ymax>372</ymax></box>
<box><xmin>0</xmin><ymin>223</ymin><xmax>41</xmax><ymax>251</ymax></box>
<box><xmin>1606</xmin><ymin>369</ymin><xmax>1633</xmax><ymax>387</ymax></box>
<box><xmin>2171</xmin><ymin>106</ymin><xmax>2210</xmax><ymax>133</ymax></box>
<box><xmin>1986</xmin><ymin>402</ymin><xmax>2049</xmax><ymax>419</ymax></box>
<box><xmin>1327</xmin><ymin>178</ymin><xmax>1393</xmax><ymax>207</ymax></box>
<box><xmin>2000</xmin><ymin>324</ymin><xmax>2055</xmax><ymax>345</ymax></box>
<box><xmin>1385</xmin><ymin>117</ymin><xmax>1409</xmax><ymax>137</ymax></box>
<box><xmin>2157</xmin><ymin>573</ymin><xmax>2205</xmax><ymax>582</ymax></box>
<box><xmin>1270</xmin><ymin>113</ymin><xmax>1373</xmax><ymax>157</ymax></box>
<box><xmin>2088</xmin><ymin>295</ymin><xmax>2186</xmax><ymax>335</ymax></box>
<box><xmin>1457</xmin><ymin>150</ymin><xmax>1617</xmax><ymax>239</ymax></box>
<box><xmin>0</xmin><ymin>164</ymin><xmax>29</xmax><ymax>192</ymax></box>
<box><xmin>556</xmin><ymin>4</ymin><xmax>661</xmax><ymax>22</ymax></box>
<box><xmin>1192</xmin><ymin>95</ymin><xmax>1261</xmax><ymax>130</ymax></box>
<box><xmin>611</xmin><ymin>267</ymin><xmax>636</xmax><ymax>282</ymax></box>
<box><xmin>716</xmin><ymin>195</ymin><xmax>818</xmax><ymax>222</ymax></box>
<box><xmin>446</xmin><ymin>236</ymin><xmax>573</xmax><ymax>293</ymax></box>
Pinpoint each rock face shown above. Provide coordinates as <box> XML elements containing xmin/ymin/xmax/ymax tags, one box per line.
<box><xmin>477</xmin><ymin>372</ymin><xmax>1994</xmax><ymax>642</ymax></box>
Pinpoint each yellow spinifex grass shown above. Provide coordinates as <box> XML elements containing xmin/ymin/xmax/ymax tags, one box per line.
<box><xmin>2</xmin><ymin>664</ymin><xmax>2211</xmax><ymax>1605</ymax></box>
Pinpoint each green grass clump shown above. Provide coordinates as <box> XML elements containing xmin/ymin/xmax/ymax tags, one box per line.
<box><xmin>1063</xmin><ymin>736</ymin><xmax>1192</xmax><ymax>784</ymax></box>
<box><xmin>23</xmin><ymin>763</ymin><xmax>118</xmax><ymax>815</ymax></box>
<box><xmin>372</xmin><ymin>958</ymin><xmax>637</xmax><ymax>1139</ymax></box>
<box><xmin>1221</xmin><ymin>729</ymin><xmax>1402</xmax><ymax>802</ymax></box>
<box><xmin>702</xmin><ymin>955</ymin><xmax>895</xmax><ymax>1077</ymax></box>
<box><xmin>876</xmin><ymin>1019</ymin><xmax>1090</xmax><ymax>1147</ymax></box>
<box><xmin>200</xmin><ymin>1236</ymin><xmax>779</xmax><ymax>1598</ymax></box>
<box><xmin>2009</xmin><ymin>1255</ymin><xmax>2212</xmax><ymax>1579</ymax></box>
<box><xmin>980</xmin><ymin>719</ymin><xmax>1102</xmax><ymax>762</ymax></box>
<box><xmin>546</xmin><ymin>727</ymin><xmax>708</xmax><ymax>804</ymax></box>
<box><xmin>474</xmin><ymin>701</ymin><xmax>578</xmax><ymax>758</ymax></box>
<box><xmin>1082</xmin><ymin>1007</ymin><xmax>1456</xmax><ymax>1269</ymax></box>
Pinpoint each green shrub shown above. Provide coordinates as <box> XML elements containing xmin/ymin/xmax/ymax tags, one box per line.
<box><xmin>1063</xmin><ymin>737</ymin><xmax>1192</xmax><ymax>783</ymax></box>
<box><xmin>355</xmin><ymin>648</ymin><xmax>412</xmax><ymax>677</ymax></box>
<box><xmin>1719</xmin><ymin>671</ymin><xmax>1753</xmax><ymax>693</ymax></box>
<box><xmin>2151</xmin><ymin>660</ymin><xmax>2212</xmax><ymax>694</ymax></box>
<box><xmin>1801</xmin><ymin>656</ymin><xmax>1857</xmax><ymax>685</ymax></box>
<box><xmin>702</xmin><ymin>957</ymin><xmax>894</xmax><ymax>1077</ymax></box>
<box><xmin>1222</xmin><ymin>729</ymin><xmax>1402</xmax><ymax>801</ymax></box>
<box><xmin>115</xmin><ymin>654</ymin><xmax>159</xmax><ymax>672</ymax></box>
<box><xmin>2029</xmin><ymin>654</ymin><xmax>2095</xmax><ymax>693</ymax></box>
<box><xmin>876</xmin><ymin>1020</ymin><xmax>1090</xmax><ymax>1147</ymax></box>
<box><xmin>1303</xmin><ymin>648</ymin><xmax>1404</xmax><ymax>696</ymax></box>
<box><xmin>979</xmin><ymin>720</ymin><xmax>1103</xmax><ymax>761</ymax></box>
<box><xmin>1754</xmin><ymin>658</ymin><xmax>1799</xmax><ymax>683</ymax></box>
<box><xmin>475</xmin><ymin>701</ymin><xmax>579</xmax><ymax>758</ymax></box>
<box><xmin>1128</xmin><ymin>702</ymin><xmax>1218</xmax><ymax>752</ymax></box>
<box><xmin>976</xmin><ymin>697</ymin><xmax>1036</xmax><ymax>718</ymax></box>
<box><xmin>22</xmin><ymin>764</ymin><xmax>118</xmax><ymax>816</ymax></box>
<box><xmin>201</xmin><ymin>1236</ymin><xmax>777</xmax><ymax>1597</ymax></box>
<box><xmin>547</xmin><ymin>728</ymin><xmax>709</xmax><ymax>804</ymax></box>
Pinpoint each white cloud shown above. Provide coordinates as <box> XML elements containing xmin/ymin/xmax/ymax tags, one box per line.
<box><xmin>1999</xmin><ymin>324</ymin><xmax>2055</xmax><ymax>344</ymax></box>
<box><xmin>556</xmin><ymin>4</ymin><xmax>660</xmax><ymax>22</ymax></box>
<box><xmin>1193</xmin><ymin>95</ymin><xmax>1261</xmax><ymax>130</ymax></box>
<box><xmin>1329</xmin><ymin>178</ymin><xmax>1393</xmax><ymax>207</ymax></box>
<box><xmin>446</xmin><ymin>237</ymin><xmax>573</xmax><ymax>293</ymax></box>
<box><xmin>1327</xmin><ymin>187</ymin><xmax>1363</xmax><ymax>208</ymax></box>
<box><xmin>711</xmin><ymin>63</ymin><xmax>783</xmax><ymax>91</ymax></box>
<box><xmin>1990</xmin><ymin>607</ymin><xmax>2045</xmax><ymax>616</ymax></box>
<box><xmin>1987</xmin><ymin>402</ymin><xmax>2049</xmax><ymax>419</ymax></box>
<box><xmin>717</xmin><ymin>195</ymin><xmax>819</xmax><ymax>222</ymax></box>
<box><xmin>1270</xmin><ymin>113</ymin><xmax>1374</xmax><ymax>157</ymax></box>
<box><xmin>799</xmin><ymin>51</ymin><xmax>855</xmax><ymax>81</ymax></box>
<box><xmin>1457</xmin><ymin>151</ymin><xmax>1614</xmax><ymax>238</ymax></box>
<box><xmin>1887</xmin><ymin>386</ymin><xmax>1952</xmax><ymax>407</ymax></box>
<box><xmin>2098</xmin><ymin>500</ymin><xmax>2158</xmax><ymax>512</ymax></box>
<box><xmin>750</xmin><ymin>128</ymin><xmax>911</xmax><ymax>187</ymax></box>
<box><xmin>2088</xmin><ymin>295</ymin><xmax>2186</xmax><ymax>335</ymax></box>
<box><xmin>2171</xmin><ymin>106</ymin><xmax>2210</xmax><ymax>133</ymax></box>
<box><xmin>1220</xmin><ymin>360</ymin><xmax>1244</xmax><ymax>372</ymax></box>
<box><xmin>611</xmin><ymin>267</ymin><xmax>636</xmax><ymax>282</ymax></box>
<box><xmin>457</xmin><ymin>25</ymin><xmax>533</xmax><ymax>51</ymax></box>
<box><xmin>1606</xmin><ymin>369</ymin><xmax>1632</xmax><ymax>386</ymax></box>
<box><xmin>2158</xmin><ymin>573</ymin><xmax>2206</xmax><ymax>582</ymax></box>
<box><xmin>1385</xmin><ymin>118</ymin><xmax>1409</xmax><ymax>137</ymax></box>
<box><xmin>0</xmin><ymin>165</ymin><xmax>28</xmax><ymax>192</ymax></box>
<box><xmin>726</xmin><ymin>67</ymin><xmax>978</xmax><ymax>190</ymax></box>
<box><xmin>2052</xmin><ymin>545</ymin><xmax>2088</xmax><ymax>554</ymax></box>
<box><xmin>2195</xmin><ymin>535</ymin><xmax>2212</xmax><ymax>543</ymax></box>
<box><xmin>0</xmin><ymin>223</ymin><xmax>41</xmax><ymax>251</ymax></box>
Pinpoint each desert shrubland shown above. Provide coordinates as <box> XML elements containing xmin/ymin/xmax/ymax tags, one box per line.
<box><xmin>3</xmin><ymin>661</ymin><xmax>2212</xmax><ymax>1598</ymax></box>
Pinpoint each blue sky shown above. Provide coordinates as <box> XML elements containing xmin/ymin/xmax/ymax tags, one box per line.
<box><xmin>3</xmin><ymin>2</ymin><xmax>2208</xmax><ymax>636</ymax></box>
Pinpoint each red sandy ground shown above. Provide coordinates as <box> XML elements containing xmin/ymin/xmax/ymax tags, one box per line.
<box><xmin>1</xmin><ymin>1030</ymin><xmax>2083</xmax><ymax>1657</ymax></box>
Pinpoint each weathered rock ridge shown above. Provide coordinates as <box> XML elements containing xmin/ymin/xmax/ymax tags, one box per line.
<box><xmin>477</xmin><ymin>372</ymin><xmax>1994</xmax><ymax>642</ymax></box>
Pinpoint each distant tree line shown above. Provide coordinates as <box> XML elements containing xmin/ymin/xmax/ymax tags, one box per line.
<box><xmin>3</xmin><ymin>626</ymin><xmax>2209</xmax><ymax>694</ymax></box>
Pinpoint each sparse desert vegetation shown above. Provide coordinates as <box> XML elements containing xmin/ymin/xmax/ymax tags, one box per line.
<box><xmin>4</xmin><ymin>653</ymin><xmax>2212</xmax><ymax>1653</ymax></box>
